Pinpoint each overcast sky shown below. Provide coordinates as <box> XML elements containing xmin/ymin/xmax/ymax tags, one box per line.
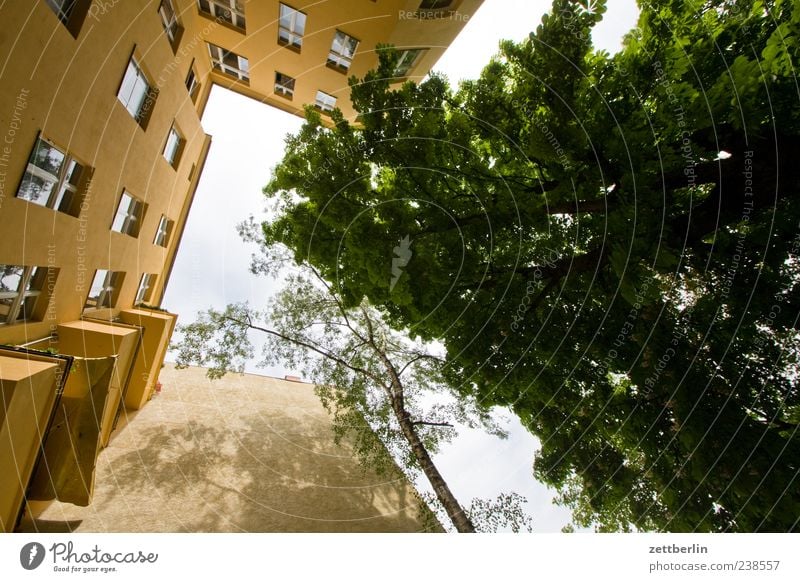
<box><xmin>163</xmin><ymin>0</ymin><xmax>640</xmax><ymax>532</ymax></box>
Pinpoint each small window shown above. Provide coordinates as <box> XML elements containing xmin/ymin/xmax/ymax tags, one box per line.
<box><xmin>394</xmin><ymin>49</ymin><xmax>426</xmax><ymax>77</ymax></box>
<box><xmin>185</xmin><ymin>64</ymin><xmax>200</xmax><ymax>102</ymax></box>
<box><xmin>84</xmin><ymin>270</ymin><xmax>125</xmax><ymax>311</ymax></box>
<box><xmin>45</xmin><ymin>0</ymin><xmax>91</xmax><ymax>37</ymax></box>
<box><xmin>135</xmin><ymin>273</ymin><xmax>157</xmax><ymax>305</ymax></box>
<box><xmin>163</xmin><ymin>124</ymin><xmax>184</xmax><ymax>167</ymax></box>
<box><xmin>274</xmin><ymin>72</ymin><xmax>295</xmax><ymax>99</ymax></box>
<box><xmin>315</xmin><ymin>90</ymin><xmax>337</xmax><ymax>114</ymax></box>
<box><xmin>16</xmin><ymin>135</ymin><xmax>87</xmax><ymax>217</ymax></box>
<box><xmin>419</xmin><ymin>0</ymin><xmax>454</xmax><ymax>9</ymax></box>
<box><xmin>159</xmin><ymin>0</ymin><xmax>183</xmax><ymax>50</ymax></box>
<box><xmin>278</xmin><ymin>3</ymin><xmax>306</xmax><ymax>50</ymax></box>
<box><xmin>118</xmin><ymin>55</ymin><xmax>158</xmax><ymax>128</ymax></box>
<box><xmin>207</xmin><ymin>43</ymin><xmax>249</xmax><ymax>82</ymax></box>
<box><xmin>328</xmin><ymin>30</ymin><xmax>359</xmax><ymax>72</ymax></box>
<box><xmin>198</xmin><ymin>0</ymin><xmax>246</xmax><ymax>31</ymax></box>
<box><xmin>111</xmin><ymin>191</ymin><xmax>146</xmax><ymax>237</ymax></box>
<box><xmin>154</xmin><ymin>215</ymin><xmax>174</xmax><ymax>247</ymax></box>
<box><xmin>0</xmin><ymin>264</ymin><xmax>54</xmax><ymax>325</ymax></box>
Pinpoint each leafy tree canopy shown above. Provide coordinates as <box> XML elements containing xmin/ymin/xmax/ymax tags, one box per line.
<box><xmin>258</xmin><ymin>0</ymin><xmax>800</xmax><ymax>531</ymax></box>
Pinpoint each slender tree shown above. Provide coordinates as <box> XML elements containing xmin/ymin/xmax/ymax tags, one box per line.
<box><xmin>172</xmin><ymin>265</ymin><xmax>531</xmax><ymax>532</ymax></box>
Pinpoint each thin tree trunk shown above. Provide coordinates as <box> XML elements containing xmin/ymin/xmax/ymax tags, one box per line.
<box><xmin>393</xmin><ymin>401</ymin><xmax>476</xmax><ymax>533</ymax></box>
<box><xmin>359</xmin><ymin>306</ymin><xmax>476</xmax><ymax>533</ymax></box>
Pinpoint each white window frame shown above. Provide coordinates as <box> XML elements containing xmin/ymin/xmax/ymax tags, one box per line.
<box><xmin>185</xmin><ymin>64</ymin><xmax>200</xmax><ymax>101</ymax></box>
<box><xmin>274</xmin><ymin>72</ymin><xmax>295</xmax><ymax>98</ymax></box>
<box><xmin>159</xmin><ymin>0</ymin><xmax>180</xmax><ymax>45</ymax></box>
<box><xmin>394</xmin><ymin>49</ymin><xmax>426</xmax><ymax>77</ymax></box>
<box><xmin>117</xmin><ymin>57</ymin><xmax>151</xmax><ymax>120</ymax></box>
<box><xmin>207</xmin><ymin>43</ymin><xmax>249</xmax><ymax>82</ymax></box>
<box><xmin>163</xmin><ymin>124</ymin><xmax>183</xmax><ymax>166</ymax></box>
<box><xmin>315</xmin><ymin>90</ymin><xmax>337</xmax><ymax>113</ymax></box>
<box><xmin>154</xmin><ymin>215</ymin><xmax>174</xmax><ymax>247</ymax></box>
<box><xmin>0</xmin><ymin>265</ymin><xmax>46</xmax><ymax>326</ymax></box>
<box><xmin>198</xmin><ymin>0</ymin><xmax>246</xmax><ymax>30</ymax></box>
<box><xmin>16</xmin><ymin>136</ymin><xmax>85</xmax><ymax>214</ymax></box>
<box><xmin>135</xmin><ymin>273</ymin><xmax>156</xmax><ymax>305</ymax></box>
<box><xmin>111</xmin><ymin>190</ymin><xmax>145</xmax><ymax>237</ymax></box>
<box><xmin>328</xmin><ymin>30</ymin><xmax>359</xmax><ymax>71</ymax></box>
<box><xmin>278</xmin><ymin>3</ymin><xmax>306</xmax><ymax>49</ymax></box>
<box><xmin>84</xmin><ymin>270</ymin><xmax>123</xmax><ymax>311</ymax></box>
<box><xmin>419</xmin><ymin>0</ymin><xmax>454</xmax><ymax>9</ymax></box>
<box><xmin>45</xmin><ymin>0</ymin><xmax>74</xmax><ymax>23</ymax></box>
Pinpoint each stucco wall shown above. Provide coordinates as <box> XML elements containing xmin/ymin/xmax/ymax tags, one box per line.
<box><xmin>27</xmin><ymin>363</ymin><xmax>441</xmax><ymax>532</ymax></box>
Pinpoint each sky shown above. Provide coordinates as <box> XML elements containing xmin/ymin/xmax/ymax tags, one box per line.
<box><xmin>163</xmin><ymin>0</ymin><xmax>640</xmax><ymax>532</ymax></box>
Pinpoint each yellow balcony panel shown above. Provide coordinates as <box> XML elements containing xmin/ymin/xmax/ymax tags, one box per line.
<box><xmin>118</xmin><ymin>308</ymin><xmax>177</xmax><ymax>410</ymax></box>
<box><xmin>0</xmin><ymin>351</ymin><xmax>68</xmax><ymax>532</ymax></box>
<box><xmin>57</xmin><ymin>320</ymin><xmax>141</xmax><ymax>447</ymax></box>
<box><xmin>27</xmin><ymin>356</ymin><xmax>116</xmax><ymax>508</ymax></box>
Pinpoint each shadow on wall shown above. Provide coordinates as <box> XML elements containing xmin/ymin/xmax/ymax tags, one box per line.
<box><xmin>29</xmin><ymin>410</ymin><xmax>432</xmax><ymax>533</ymax></box>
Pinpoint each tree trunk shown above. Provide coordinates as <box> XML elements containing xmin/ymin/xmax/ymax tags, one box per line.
<box><xmin>393</xmin><ymin>402</ymin><xmax>476</xmax><ymax>532</ymax></box>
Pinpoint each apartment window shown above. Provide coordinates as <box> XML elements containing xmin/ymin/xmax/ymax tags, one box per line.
<box><xmin>274</xmin><ymin>72</ymin><xmax>295</xmax><ymax>99</ymax></box>
<box><xmin>84</xmin><ymin>270</ymin><xmax>124</xmax><ymax>311</ymax></box>
<box><xmin>419</xmin><ymin>0</ymin><xmax>454</xmax><ymax>8</ymax></box>
<box><xmin>278</xmin><ymin>3</ymin><xmax>306</xmax><ymax>50</ymax></box>
<box><xmin>45</xmin><ymin>0</ymin><xmax>91</xmax><ymax>37</ymax></box>
<box><xmin>154</xmin><ymin>215</ymin><xmax>174</xmax><ymax>247</ymax></box>
<box><xmin>163</xmin><ymin>123</ymin><xmax>184</xmax><ymax>167</ymax></box>
<box><xmin>111</xmin><ymin>191</ymin><xmax>146</xmax><ymax>237</ymax></box>
<box><xmin>394</xmin><ymin>49</ymin><xmax>426</xmax><ymax>77</ymax></box>
<box><xmin>15</xmin><ymin>135</ymin><xmax>86</xmax><ymax>217</ymax></box>
<box><xmin>135</xmin><ymin>273</ymin><xmax>157</xmax><ymax>305</ymax></box>
<box><xmin>117</xmin><ymin>56</ymin><xmax>157</xmax><ymax>128</ymax></box>
<box><xmin>198</xmin><ymin>0</ymin><xmax>246</xmax><ymax>31</ymax></box>
<box><xmin>328</xmin><ymin>31</ymin><xmax>359</xmax><ymax>72</ymax></box>
<box><xmin>207</xmin><ymin>43</ymin><xmax>249</xmax><ymax>82</ymax></box>
<box><xmin>0</xmin><ymin>265</ymin><xmax>52</xmax><ymax>325</ymax></box>
<box><xmin>315</xmin><ymin>90</ymin><xmax>337</xmax><ymax>113</ymax></box>
<box><xmin>185</xmin><ymin>64</ymin><xmax>200</xmax><ymax>102</ymax></box>
<box><xmin>159</xmin><ymin>0</ymin><xmax>182</xmax><ymax>50</ymax></box>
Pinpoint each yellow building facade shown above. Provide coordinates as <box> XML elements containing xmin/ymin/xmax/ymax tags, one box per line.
<box><xmin>0</xmin><ymin>0</ymin><xmax>480</xmax><ymax>532</ymax></box>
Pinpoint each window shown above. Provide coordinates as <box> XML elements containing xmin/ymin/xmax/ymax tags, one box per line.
<box><xmin>135</xmin><ymin>273</ymin><xmax>157</xmax><ymax>305</ymax></box>
<box><xmin>153</xmin><ymin>215</ymin><xmax>174</xmax><ymax>247</ymax></box>
<box><xmin>419</xmin><ymin>0</ymin><xmax>454</xmax><ymax>8</ymax></box>
<box><xmin>274</xmin><ymin>72</ymin><xmax>295</xmax><ymax>99</ymax></box>
<box><xmin>163</xmin><ymin>124</ymin><xmax>184</xmax><ymax>167</ymax></box>
<box><xmin>111</xmin><ymin>191</ymin><xmax>146</xmax><ymax>237</ymax></box>
<box><xmin>45</xmin><ymin>0</ymin><xmax>91</xmax><ymax>37</ymax></box>
<box><xmin>185</xmin><ymin>64</ymin><xmax>200</xmax><ymax>102</ymax></box>
<box><xmin>84</xmin><ymin>270</ymin><xmax>124</xmax><ymax>311</ymax></box>
<box><xmin>0</xmin><ymin>265</ymin><xmax>52</xmax><ymax>325</ymax></box>
<box><xmin>198</xmin><ymin>0</ymin><xmax>246</xmax><ymax>31</ymax></box>
<box><xmin>207</xmin><ymin>43</ymin><xmax>249</xmax><ymax>82</ymax></box>
<box><xmin>394</xmin><ymin>49</ymin><xmax>426</xmax><ymax>77</ymax></box>
<box><xmin>15</xmin><ymin>135</ymin><xmax>86</xmax><ymax>216</ymax></box>
<box><xmin>315</xmin><ymin>90</ymin><xmax>337</xmax><ymax>113</ymax></box>
<box><xmin>278</xmin><ymin>3</ymin><xmax>306</xmax><ymax>50</ymax></box>
<box><xmin>328</xmin><ymin>31</ymin><xmax>359</xmax><ymax>72</ymax></box>
<box><xmin>159</xmin><ymin>0</ymin><xmax>182</xmax><ymax>50</ymax></box>
<box><xmin>117</xmin><ymin>56</ymin><xmax>157</xmax><ymax>127</ymax></box>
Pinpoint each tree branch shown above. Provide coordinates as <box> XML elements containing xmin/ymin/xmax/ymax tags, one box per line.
<box><xmin>221</xmin><ymin>315</ymin><xmax>384</xmax><ymax>385</ymax></box>
<box><xmin>412</xmin><ymin>420</ymin><xmax>455</xmax><ymax>428</ymax></box>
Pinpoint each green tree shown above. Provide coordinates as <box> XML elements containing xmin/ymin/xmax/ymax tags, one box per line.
<box><xmin>256</xmin><ymin>0</ymin><xmax>800</xmax><ymax>531</ymax></box>
<box><xmin>172</xmin><ymin>265</ymin><xmax>535</xmax><ymax>533</ymax></box>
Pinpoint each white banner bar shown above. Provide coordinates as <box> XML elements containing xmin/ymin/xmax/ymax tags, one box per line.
<box><xmin>2</xmin><ymin>534</ymin><xmax>798</xmax><ymax>581</ymax></box>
